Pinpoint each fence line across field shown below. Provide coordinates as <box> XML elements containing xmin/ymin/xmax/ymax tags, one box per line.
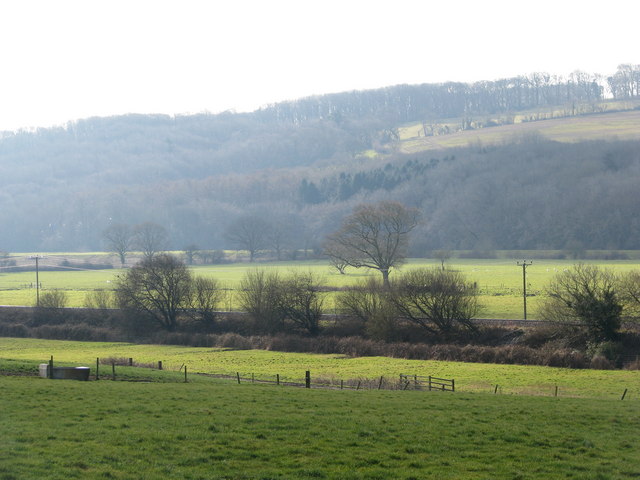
<box><xmin>76</xmin><ymin>356</ymin><xmax>460</xmax><ymax>392</ymax></box>
<box><xmin>38</xmin><ymin>355</ymin><xmax>633</xmax><ymax>400</ymax></box>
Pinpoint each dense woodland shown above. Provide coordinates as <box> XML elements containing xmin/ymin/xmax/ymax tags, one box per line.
<box><xmin>1</xmin><ymin>65</ymin><xmax>640</xmax><ymax>254</ymax></box>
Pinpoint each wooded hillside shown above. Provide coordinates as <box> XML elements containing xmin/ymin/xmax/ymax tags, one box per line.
<box><xmin>1</xmin><ymin>65</ymin><xmax>640</xmax><ymax>254</ymax></box>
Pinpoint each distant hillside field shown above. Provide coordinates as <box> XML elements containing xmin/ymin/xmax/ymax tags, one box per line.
<box><xmin>399</xmin><ymin>109</ymin><xmax>640</xmax><ymax>152</ymax></box>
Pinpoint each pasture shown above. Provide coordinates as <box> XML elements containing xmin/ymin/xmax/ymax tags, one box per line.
<box><xmin>1</xmin><ymin>338</ymin><xmax>640</xmax><ymax>479</ymax></box>
<box><xmin>2</xmin><ymin>256</ymin><xmax>640</xmax><ymax>319</ymax></box>
<box><xmin>398</xmin><ymin>106</ymin><xmax>640</xmax><ymax>153</ymax></box>
<box><xmin>2</xmin><ymin>338</ymin><xmax>639</xmax><ymax>399</ymax></box>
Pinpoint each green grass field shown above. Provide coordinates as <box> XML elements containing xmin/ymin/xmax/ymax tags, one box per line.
<box><xmin>2</xmin><ymin>338</ymin><xmax>638</xmax><ymax>399</ymax></box>
<box><xmin>2</xmin><ymin>257</ymin><xmax>640</xmax><ymax>319</ymax></box>
<box><xmin>1</xmin><ymin>337</ymin><xmax>640</xmax><ymax>479</ymax></box>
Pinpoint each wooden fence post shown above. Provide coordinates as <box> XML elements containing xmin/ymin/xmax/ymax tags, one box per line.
<box><xmin>276</xmin><ymin>374</ymin><xmax>280</xmax><ymax>385</ymax></box>
<box><xmin>554</xmin><ymin>386</ymin><xmax>558</xmax><ymax>397</ymax></box>
<box><xmin>494</xmin><ymin>385</ymin><xmax>499</xmax><ymax>394</ymax></box>
<box><xmin>341</xmin><ymin>380</ymin><xmax>344</xmax><ymax>390</ymax></box>
<box><xmin>184</xmin><ymin>365</ymin><xmax>188</xmax><ymax>383</ymax></box>
<box><xmin>96</xmin><ymin>357</ymin><xmax>99</xmax><ymax>381</ymax></box>
<box><xmin>112</xmin><ymin>362</ymin><xmax>116</xmax><ymax>381</ymax></box>
<box><xmin>428</xmin><ymin>375</ymin><xmax>432</xmax><ymax>391</ymax></box>
<box><xmin>236</xmin><ymin>372</ymin><xmax>241</xmax><ymax>384</ymax></box>
<box><xmin>129</xmin><ymin>358</ymin><xmax>133</xmax><ymax>366</ymax></box>
<box><xmin>378</xmin><ymin>376</ymin><xmax>384</xmax><ymax>390</ymax></box>
<box><xmin>49</xmin><ymin>356</ymin><xmax>54</xmax><ymax>379</ymax></box>
<box><xmin>305</xmin><ymin>371</ymin><xmax>311</xmax><ymax>389</ymax></box>
<box><xmin>451</xmin><ymin>379</ymin><xmax>455</xmax><ymax>392</ymax></box>
<box><xmin>158</xmin><ymin>361</ymin><xmax>163</xmax><ymax>370</ymax></box>
<box><xmin>621</xmin><ymin>388</ymin><xmax>628</xmax><ymax>400</ymax></box>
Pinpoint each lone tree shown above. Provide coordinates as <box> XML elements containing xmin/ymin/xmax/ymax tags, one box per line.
<box><xmin>433</xmin><ymin>249</ymin><xmax>452</xmax><ymax>271</ymax></box>
<box><xmin>103</xmin><ymin>224</ymin><xmax>134</xmax><ymax>266</ymax></box>
<box><xmin>134</xmin><ymin>222</ymin><xmax>169</xmax><ymax>260</ymax></box>
<box><xmin>225</xmin><ymin>215</ymin><xmax>272</xmax><ymax>262</ymax></box>
<box><xmin>390</xmin><ymin>268</ymin><xmax>479</xmax><ymax>334</ymax></box>
<box><xmin>324</xmin><ymin>201</ymin><xmax>419</xmax><ymax>287</ymax></box>
<box><xmin>541</xmin><ymin>264</ymin><xmax>622</xmax><ymax>342</ymax></box>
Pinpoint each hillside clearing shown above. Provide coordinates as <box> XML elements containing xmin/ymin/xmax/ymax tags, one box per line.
<box><xmin>399</xmin><ymin>109</ymin><xmax>640</xmax><ymax>153</ymax></box>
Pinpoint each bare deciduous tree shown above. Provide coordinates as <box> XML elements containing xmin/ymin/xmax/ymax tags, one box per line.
<box><xmin>134</xmin><ymin>222</ymin><xmax>169</xmax><ymax>260</ymax></box>
<box><xmin>188</xmin><ymin>276</ymin><xmax>223</xmax><ymax>326</ymax></box>
<box><xmin>433</xmin><ymin>249</ymin><xmax>452</xmax><ymax>271</ymax></box>
<box><xmin>238</xmin><ymin>269</ymin><xmax>284</xmax><ymax>333</ymax></box>
<box><xmin>115</xmin><ymin>254</ymin><xmax>192</xmax><ymax>331</ymax></box>
<box><xmin>277</xmin><ymin>271</ymin><xmax>325</xmax><ymax>335</ymax></box>
<box><xmin>183</xmin><ymin>244</ymin><xmax>200</xmax><ymax>265</ymax></box>
<box><xmin>225</xmin><ymin>215</ymin><xmax>272</xmax><ymax>262</ymax></box>
<box><xmin>324</xmin><ymin>201</ymin><xmax>419</xmax><ymax>287</ymax></box>
<box><xmin>103</xmin><ymin>224</ymin><xmax>134</xmax><ymax>266</ymax></box>
<box><xmin>323</xmin><ymin>240</ymin><xmax>352</xmax><ymax>274</ymax></box>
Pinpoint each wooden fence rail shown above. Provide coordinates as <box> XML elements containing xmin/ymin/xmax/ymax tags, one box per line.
<box><xmin>399</xmin><ymin>374</ymin><xmax>455</xmax><ymax>392</ymax></box>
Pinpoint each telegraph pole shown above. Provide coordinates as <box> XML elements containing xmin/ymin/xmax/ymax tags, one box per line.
<box><xmin>29</xmin><ymin>255</ymin><xmax>44</xmax><ymax>307</ymax></box>
<box><xmin>516</xmin><ymin>261</ymin><xmax>532</xmax><ymax>320</ymax></box>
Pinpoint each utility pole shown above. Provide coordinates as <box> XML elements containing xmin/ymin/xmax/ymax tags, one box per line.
<box><xmin>516</xmin><ymin>261</ymin><xmax>532</xmax><ymax>320</ymax></box>
<box><xmin>29</xmin><ymin>255</ymin><xmax>44</xmax><ymax>307</ymax></box>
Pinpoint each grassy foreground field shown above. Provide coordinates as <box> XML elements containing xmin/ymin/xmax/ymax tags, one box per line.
<box><xmin>2</xmin><ymin>372</ymin><xmax>640</xmax><ymax>479</ymax></box>
<box><xmin>2</xmin><ymin>338</ymin><xmax>639</xmax><ymax>399</ymax></box>
<box><xmin>3</xmin><ymin>257</ymin><xmax>640</xmax><ymax>319</ymax></box>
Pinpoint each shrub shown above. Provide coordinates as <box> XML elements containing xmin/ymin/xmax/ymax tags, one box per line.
<box><xmin>216</xmin><ymin>333</ymin><xmax>254</xmax><ymax>350</ymax></box>
<box><xmin>390</xmin><ymin>268</ymin><xmax>480</xmax><ymax>335</ymax></box>
<box><xmin>0</xmin><ymin>323</ymin><xmax>30</xmax><ymax>338</ymax></box>
<box><xmin>541</xmin><ymin>264</ymin><xmax>623</xmax><ymax>342</ymax></box>
<box><xmin>238</xmin><ymin>269</ymin><xmax>284</xmax><ymax>334</ymax></box>
<box><xmin>84</xmin><ymin>290</ymin><xmax>115</xmax><ymax>310</ymax></box>
<box><xmin>623</xmin><ymin>357</ymin><xmax>640</xmax><ymax>370</ymax></box>
<box><xmin>336</xmin><ymin>277</ymin><xmax>398</xmax><ymax>341</ymax></box>
<box><xmin>30</xmin><ymin>291</ymin><xmax>69</xmax><ymax>326</ymax></box>
<box><xmin>590</xmin><ymin>355</ymin><xmax>615</xmax><ymax>370</ymax></box>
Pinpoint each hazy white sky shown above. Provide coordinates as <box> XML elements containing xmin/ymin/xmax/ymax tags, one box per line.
<box><xmin>0</xmin><ymin>0</ymin><xmax>638</xmax><ymax>132</ymax></box>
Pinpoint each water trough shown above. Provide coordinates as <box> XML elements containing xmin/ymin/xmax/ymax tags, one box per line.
<box><xmin>39</xmin><ymin>364</ymin><xmax>90</xmax><ymax>381</ymax></box>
